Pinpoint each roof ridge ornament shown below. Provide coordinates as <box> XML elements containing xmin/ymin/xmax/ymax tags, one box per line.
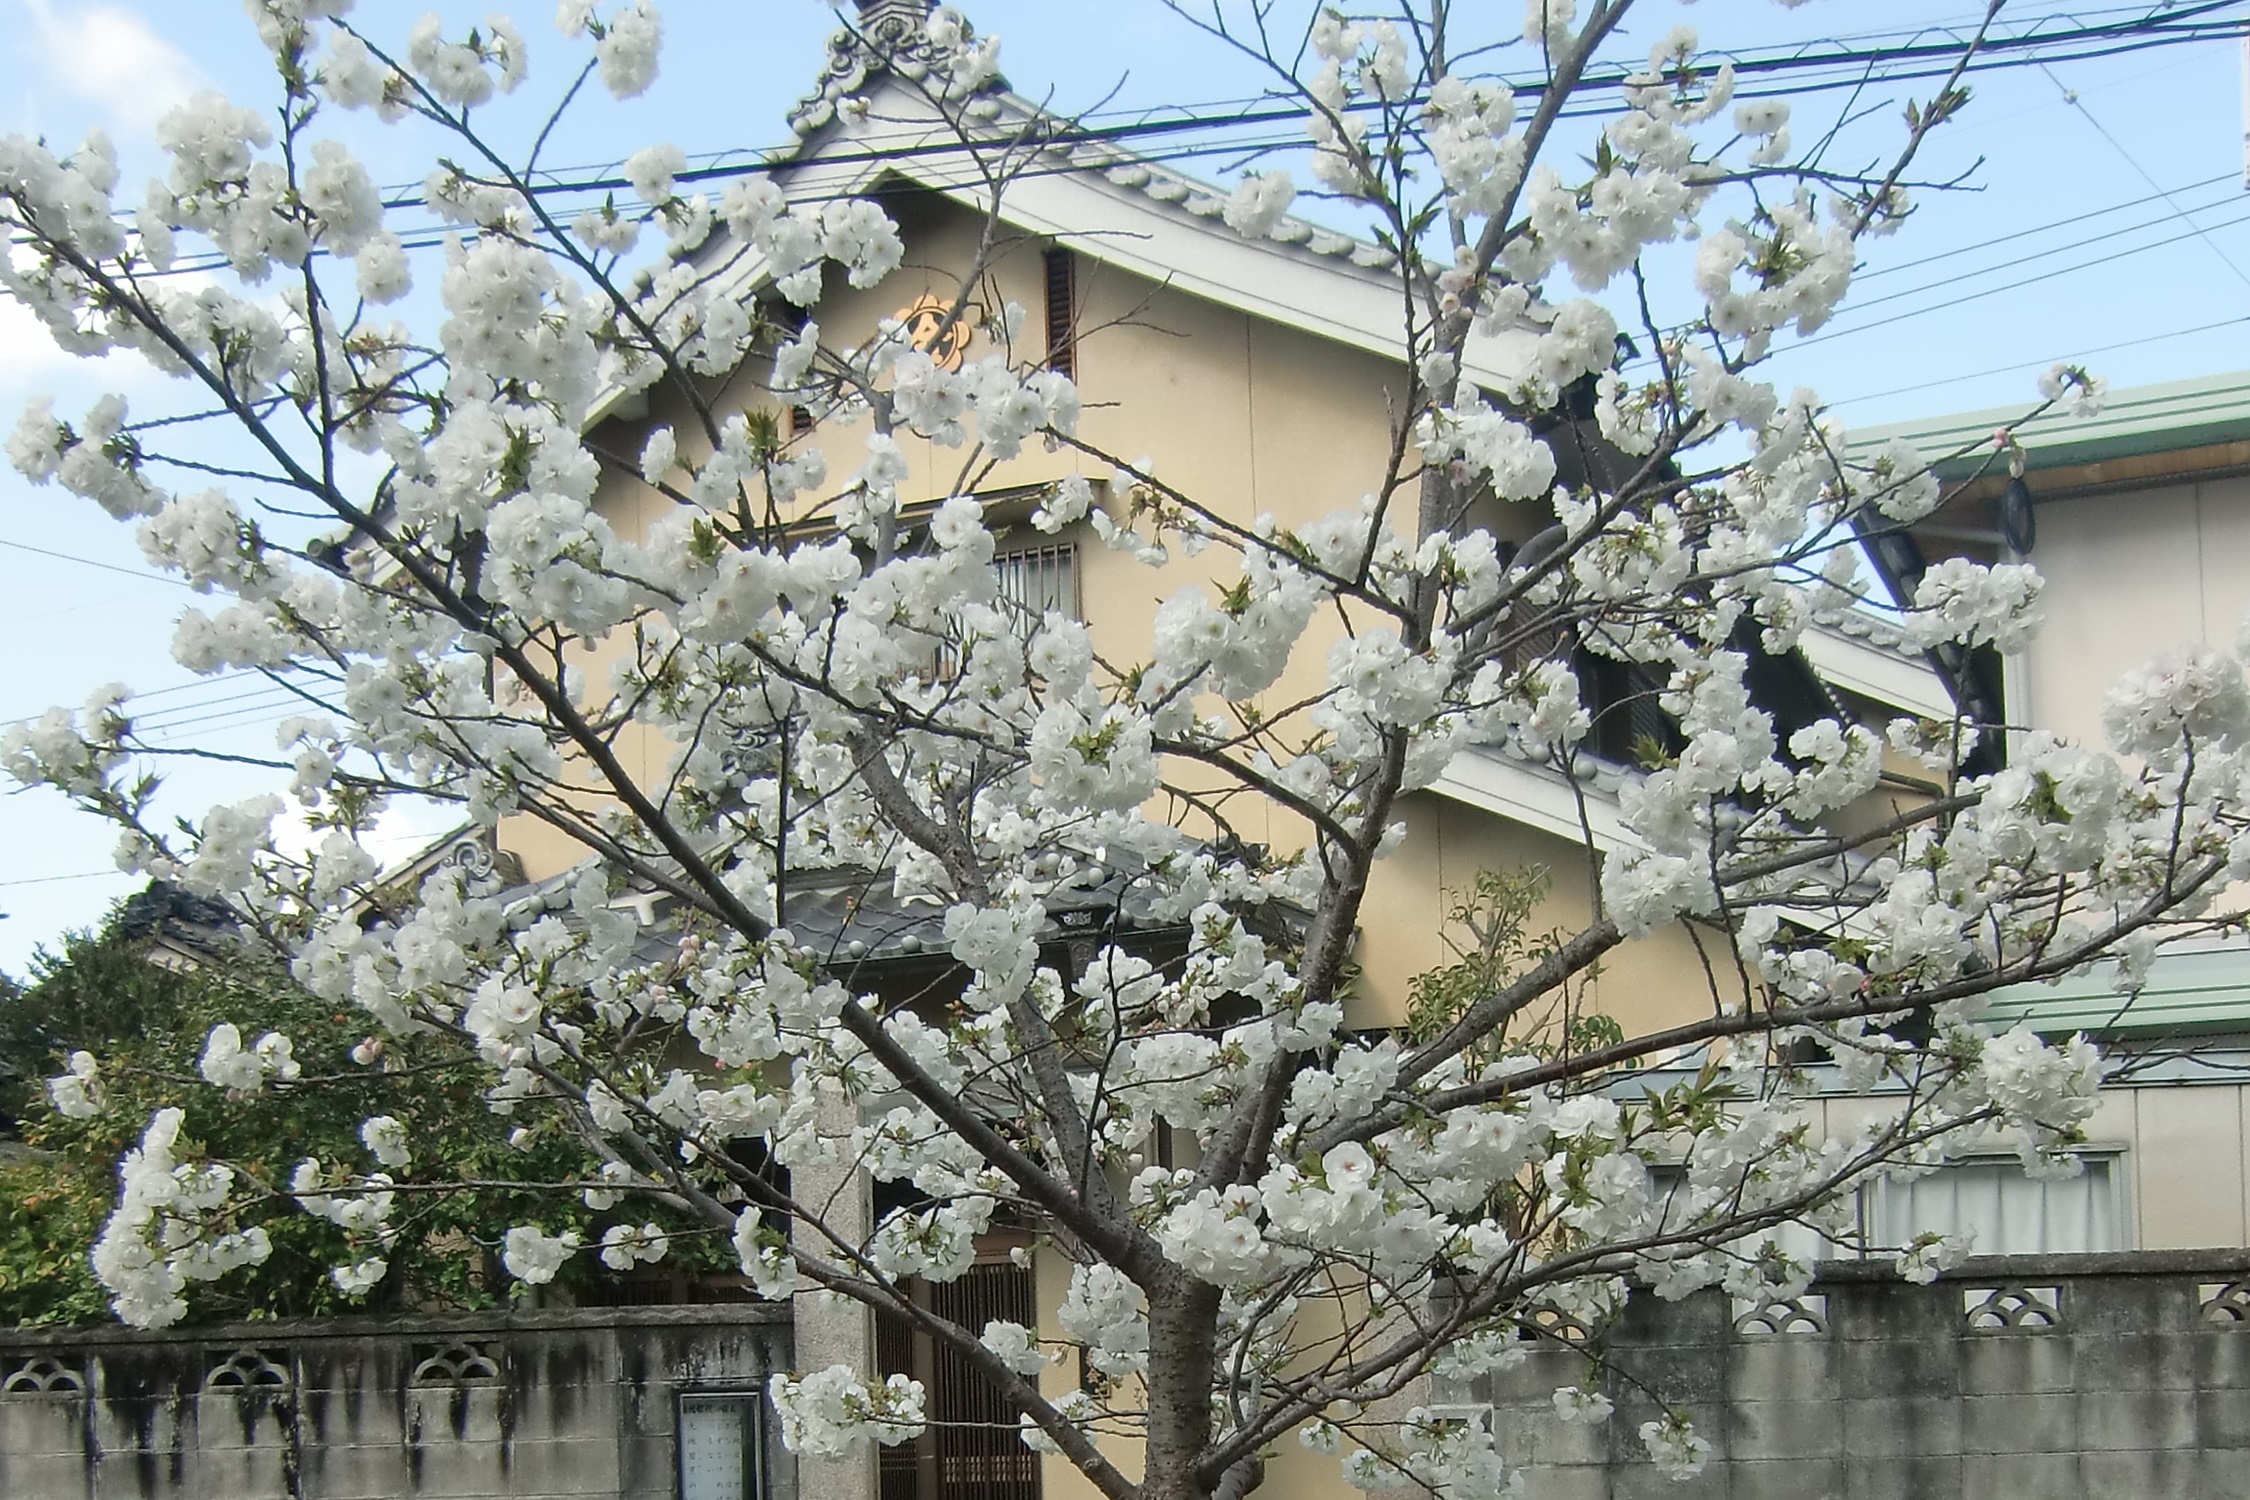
<box><xmin>855</xmin><ymin>0</ymin><xmax>936</xmax><ymax>23</ymax></box>
<box><xmin>788</xmin><ymin>3</ymin><xmax>1002</xmax><ymax>139</ymax></box>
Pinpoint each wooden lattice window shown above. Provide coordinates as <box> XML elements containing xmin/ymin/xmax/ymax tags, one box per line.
<box><xmin>877</xmin><ymin>1258</ymin><xmax>1042</xmax><ymax>1500</ymax></box>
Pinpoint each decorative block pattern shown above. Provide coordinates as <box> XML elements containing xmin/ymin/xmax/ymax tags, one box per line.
<box><xmin>0</xmin><ymin>1354</ymin><xmax>85</xmax><ymax>1394</ymax></box>
<box><xmin>409</xmin><ymin>1340</ymin><xmax>503</xmax><ymax>1385</ymax></box>
<box><xmin>1517</xmin><ymin>1303</ymin><xmax>1600</xmax><ymax>1345</ymax></box>
<box><xmin>0</xmin><ymin>1311</ymin><xmax>785</xmax><ymax>1499</ymax></box>
<box><xmin>1962</xmin><ymin>1285</ymin><xmax>2063</xmax><ymax>1332</ymax></box>
<box><xmin>2201</xmin><ymin>1281</ymin><xmax>2250</xmax><ymax>1325</ymax></box>
<box><xmin>1734</xmin><ymin>1295</ymin><xmax>1829</xmax><ymax>1336</ymax></box>
<box><xmin>204</xmin><ymin>1346</ymin><xmax>293</xmax><ymax>1390</ymax></box>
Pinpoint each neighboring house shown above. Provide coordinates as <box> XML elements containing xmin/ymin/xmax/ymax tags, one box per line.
<box><xmin>87</xmin><ymin>881</ymin><xmax>239</xmax><ymax>974</ymax></box>
<box><xmin>1845</xmin><ymin>370</ymin><xmax>2250</xmax><ymax>1257</ymax></box>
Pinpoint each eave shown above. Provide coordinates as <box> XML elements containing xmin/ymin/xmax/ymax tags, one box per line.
<box><xmin>588</xmin><ymin>72</ymin><xmax>1538</xmax><ymax>431</ymax></box>
<box><xmin>1428</xmin><ymin>743</ymin><xmax>1635</xmax><ymax>853</ymax></box>
<box><xmin>1798</xmin><ymin>618</ymin><xmax>1955</xmax><ymax>721</ymax></box>
<box><xmin>1847</xmin><ymin>369</ymin><xmax>2250</xmax><ymax>504</ymax></box>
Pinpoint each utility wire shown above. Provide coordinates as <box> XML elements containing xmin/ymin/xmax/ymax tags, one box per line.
<box><xmin>1827</xmin><ymin>314</ymin><xmax>2250</xmax><ymax>407</ymax></box>
<box><xmin>0</xmin><ymin>870</ymin><xmax>129</xmax><ymax>889</ymax></box>
<box><xmin>107</xmin><ymin>127</ymin><xmax>1333</xmax><ymax>282</ymax></box>
<box><xmin>130</xmin><ymin>104</ymin><xmax>2249</xmax><ymax>286</ymax></box>
<box><xmin>134</xmin><ymin>698</ymin><xmax>326</xmax><ymax>738</ymax></box>
<box><xmin>1854</xmin><ymin>170</ymin><xmax>2240</xmax><ymax>280</ymax></box>
<box><xmin>12</xmin><ymin>3</ymin><xmax>2243</xmax><ymax>246</ymax></box>
<box><xmin>0</xmin><ymin>672</ymin><xmax>304</xmax><ymax>731</ymax></box>
<box><xmin>377</xmin><ymin>4</ymin><xmax>2250</xmax><ymax>212</ymax></box>
<box><xmin>2037</xmin><ymin>59</ymin><xmax>2250</xmax><ymax>294</ymax></box>
<box><xmin>1794</xmin><ymin>203</ymin><xmax>2250</xmax><ymax>350</ymax></box>
<box><xmin>0</xmin><ymin>536</ymin><xmax>197</xmax><ymax>589</ymax></box>
<box><xmin>125</xmin><ymin>684</ymin><xmax>311</xmax><ymax>730</ymax></box>
<box><xmin>1838</xmin><ymin>193</ymin><xmax>2250</xmax><ymax>317</ymax></box>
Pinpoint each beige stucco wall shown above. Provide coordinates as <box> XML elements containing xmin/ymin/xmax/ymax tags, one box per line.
<box><xmin>504</xmin><ymin>186</ymin><xmax>1719</xmax><ymax>1032</ymax></box>
<box><xmin>1358</xmin><ymin>792</ymin><xmax>1706</xmax><ymax>1034</ymax></box>
<box><xmin>2114</xmin><ymin>1080</ymin><xmax>2250</xmax><ymax>1249</ymax></box>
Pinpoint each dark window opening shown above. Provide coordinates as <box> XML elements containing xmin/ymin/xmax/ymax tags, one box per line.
<box><xmin>995</xmin><ymin>541</ymin><xmax>1078</xmax><ymax>628</ymax></box>
<box><xmin>1576</xmin><ymin>648</ymin><xmax>1681</xmax><ymax>769</ymax></box>
<box><xmin>1849</xmin><ymin>511</ymin><xmax>2005</xmax><ymax>773</ymax></box>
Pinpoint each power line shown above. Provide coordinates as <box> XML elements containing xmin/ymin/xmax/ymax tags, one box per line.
<box><xmin>14</xmin><ymin>2</ymin><xmax>2244</xmax><ymax>260</ymax></box>
<box><xmin>1826</xmin><ymin>314</ymin><xmax>2250</xmax><ymax>407</ymax></box>
<box><xmin>96</xmin><ymin>29</ymin><xmax>2250</xmax><ymax>295</ymax></box>
<box><xmin>1854</xmin><ymin>170</ymin><xmax>2240</xmax><ymax>282</ymax></box>
<box><xmin>139</xmin><ymin>711</ymin><xmax>300</xmax><ymax>744</ymax></box>
<box><xmin>1609</xmin><ymin>193</ymin><xmax>2250</xmax><ymax>376</ymax></box>
<box><xmin>1792</xmin><ymin>203</ymin><xmax>2250</xmax><ymax>350</ymax></box>
<box><xmin>434</xmin><ymin>0</ymin><xmax>2092</xmax><ymax>178</ymax></box>
<box><xmin>127</xmin><ymin>684</ymin><xmax>313</xmax><ymax>731</ymax></box>
<box><xmin>136</xmin><ymin>701</ymin><xmax>325</xmax><ymax>740</ymax></box>
<box><xmin>2037</xmin><ymin>58</ymin><xmax>2250</xmax><ymax>294</ymax></box>
<box><xmin>0</xmin><ymin>536</ymin><xmax>197</xmax><ymax>590</ymax></box>
<box><xmin>0</xmin><ymin>870</ymin><xmax>129</xmax><ymax>889</ymax></box>
<box><xmin>0</xmin><ymin>671</ymin><xmax>298</xmax><ymax>731</ymax></box>
<box><xmin>368</xmin><ymin>3</ymin><xmax>2250</xmax><ymax>212</ymax></box>
<box><xmin>1836</xmin><ymin>192</ymin><xmax>2250</xmax><ymax>318</ymax></box>
<box><xmin>119</xmin><ymin>127</ymin><xmax>1329</xmax><ymax>282</ymax></box>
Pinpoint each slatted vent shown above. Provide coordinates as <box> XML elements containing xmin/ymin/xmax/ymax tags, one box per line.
<box><xmin>1043</xmin><ymin>247</ymin><xmax>1076</xmax><ymax>380</ymax></box>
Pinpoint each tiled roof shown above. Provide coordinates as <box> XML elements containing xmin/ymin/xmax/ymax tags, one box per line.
<box><xmin>1847</xmin><ymin>370</ymin><xmax>2250</xmax><ymax>482</ymax></box>
<box><xmin>781</xmin><ymin>7</ymin><xmax>1398</xmax><ymax>276</ymax></box>
<box><xmin>451</xmin><ymin>847</ymin><xmax>1185</xmax><ymax>971</ymax></box>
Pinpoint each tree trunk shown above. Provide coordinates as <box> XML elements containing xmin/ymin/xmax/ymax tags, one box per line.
<box><xmin>1140</xmin><ymin>1277</ymin><xmax>1225</xmax><ymax>1500</ymax></box>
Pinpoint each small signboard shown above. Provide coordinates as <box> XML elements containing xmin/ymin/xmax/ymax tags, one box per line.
<box><xmin>676</xmin><ymin>1389</ymin><xmax>764</xmax><ymax>1500</ymax></box>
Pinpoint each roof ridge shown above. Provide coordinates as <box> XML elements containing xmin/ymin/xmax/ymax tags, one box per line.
<box><xmin>781</xmin><ymin>10</ymin><xmax>1396</xmax><ymax>275</ymax></box>
<box><xmin>789</xmin><ymin>5</ymin><xmax>1005</xmax><ymax>139</ymax></box>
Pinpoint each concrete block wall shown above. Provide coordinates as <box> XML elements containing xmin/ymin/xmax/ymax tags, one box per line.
<box><xmin>5</xmin><ymin>1253</ymin><xmax>2249</xmax><ymax>1499</ymax></box>
<box><xmin>0</xmin><ymin>1303</ymin><xmax>789</xmax><ymax>1500</ymax></box>
<box><xmin>1483</xmin><ymin>1250</ymin><xmax>2250</xmax><ymax>1499</ymax></box>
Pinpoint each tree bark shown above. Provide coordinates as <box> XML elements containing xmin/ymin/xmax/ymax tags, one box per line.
<box><xmin>1141</xmin><ymin>1276</ymin><xmax>1225</xmax><ymax>1500</ymax></box>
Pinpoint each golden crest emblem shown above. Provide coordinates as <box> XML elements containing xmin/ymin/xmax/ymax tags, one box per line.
<box><xmin>895</xmin><ymin>293</ymin><xmax>973</xmax><ymax>371</ymax></box>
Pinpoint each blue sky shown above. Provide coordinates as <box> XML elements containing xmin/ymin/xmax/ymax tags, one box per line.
<box><xmin>2</xmin><ymin>0</ymin><xmax>2247</xmax><ymax>969</ymax></box>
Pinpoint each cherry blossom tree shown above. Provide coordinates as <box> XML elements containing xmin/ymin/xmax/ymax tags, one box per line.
<box><xmin>0</xmin><ymin>3</ymin><xmax>2233</xmax><ymax>1497</ymax></box>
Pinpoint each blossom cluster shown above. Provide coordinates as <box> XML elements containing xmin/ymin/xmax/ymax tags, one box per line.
<box><xmin>91</xmin><ymin>1110</ymin><xmax>272</xmax><ymax>1328</ymax></box>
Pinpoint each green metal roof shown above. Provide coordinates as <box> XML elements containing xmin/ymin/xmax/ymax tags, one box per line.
<box><xmin>1985</xmin><ymin>944</ymin><xmax>2250</xmax><ymax>1038</ymax></box>
<box><xmin>1846</xmin><ymin>369</ymin><xmax>2250</xmax><ymax>483</ymax></box>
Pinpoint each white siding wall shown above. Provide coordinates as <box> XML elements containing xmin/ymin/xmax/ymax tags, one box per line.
<box><xmin>1982</xmin><ymin>476</ymin><xmax>2250</xmax><ymax>1252</ymax></box>
<box><xmin>1805</xmin><ymin>1079</ymin><xmax>2250</xmax><ymax>1254</ymax></box>
<box><xmin>2020</xmin><ymin>473</ymin><xmax>2250</xmax><ymax>747</ymax></box>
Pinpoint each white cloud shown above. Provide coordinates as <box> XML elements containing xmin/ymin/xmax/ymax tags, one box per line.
<box><xmin>0</xmin><ymin>273</ymin><xmax>204</xmax><ymax>404</ymax></box>
<box><xmin>20</xmin><ymin>0</ymin><xmax>205</xmax><ymax>141</ymax></box>
<box><xmin>0</xmin><ymin>295</ymin><xmax>93</xmax><ymax>395</ymax></box>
